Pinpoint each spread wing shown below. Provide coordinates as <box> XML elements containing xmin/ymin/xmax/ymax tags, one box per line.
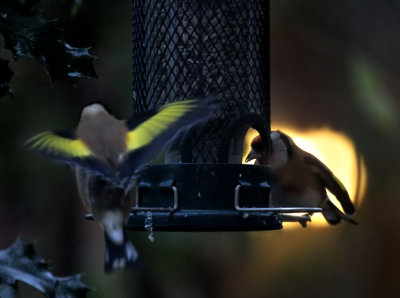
<box><xmin>26</xmin><ymin>131</ymin><xmax>91</xmax><ymax>157</ymax></box>
<box><xmin>25</xmin><ymin>131</ymin><xmax>115</xmax><ymax>179</ymax></box>
<box><xmin>118</xmin><ymin>97</ymin><xmax>215</xmax><ymax>183</ymax></box>
<box><xmin>304</xmin><ymin>154</ymin><xmax>355</xmax><ymax>215</ymax></box>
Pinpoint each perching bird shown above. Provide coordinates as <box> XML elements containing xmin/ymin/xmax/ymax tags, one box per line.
<box><xmin>245</xmin><ymin>131</ymin><xmax>357</xmax><ymax>225</ymax></box>
<box><xmin>26</xmin><ymin>98</ymin><xmax>214</xmax><ymax>272</ymax></box>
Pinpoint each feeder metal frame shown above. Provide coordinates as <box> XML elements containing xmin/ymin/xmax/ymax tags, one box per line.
<box><xmin>128</xmin><ymin>0</ymin><xmax>322</xmax><ymax>231</ymax></box>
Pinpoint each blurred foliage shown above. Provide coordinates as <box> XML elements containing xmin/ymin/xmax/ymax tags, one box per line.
<box><xmin>0</xmin><ymin>57</ymin><xmax>13</xmax><ymax>96</ymax></box>
<box><xmin>0</xmin><ymin>0</ymin><xmax>96</xmax><ymax>97</ymax></box>
<box><xmin>0</xmin><ymin>239</ymin><xmax>90</xmax><ymax>297</ymax></box>
<box><xmin>0</xmin><ymin>0</ymin><xmax>399</xmax><ymax>298</ymax></box>
<box><xmin>349</xmin><ymin>55</ymin><xmax>399</xmax><ymax>136</ymax></box>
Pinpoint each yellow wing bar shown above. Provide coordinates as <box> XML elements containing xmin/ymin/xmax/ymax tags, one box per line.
<box><xmin>126</xmin><ymin>99</ymin><xmax>199</xmax><ymax>151</ymax></box>
<box><xmin>25</xmin><ymin>132</ymin><xmax>91</xmax><ymax>158</ymax></box>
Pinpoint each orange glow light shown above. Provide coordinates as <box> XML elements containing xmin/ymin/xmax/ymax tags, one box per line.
<box><xmin>244</xmin><ymin>126</ymin><xmax>367</xmax><ymax>227</ymax></box>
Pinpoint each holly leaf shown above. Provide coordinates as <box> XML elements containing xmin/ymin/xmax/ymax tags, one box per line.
<box><xmin>0</xmin><ymin>0</ymin><xmax>97</xmax><ymax>83</ymax></box>
<box><xmin>0</xmin><ymin>239</ymin><xmax>91</xmax><ymax>298</ymax></box>
<box><xmin>0</xmin><ymin>57</ymin><xmax>13</xmax><ymax>97</ymax></box>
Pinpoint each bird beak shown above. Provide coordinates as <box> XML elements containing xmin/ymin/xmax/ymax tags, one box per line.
<box><xmin>245</xmin><ymin>148</ymin><xmax>256</xmax><ymax>163</ymax></box>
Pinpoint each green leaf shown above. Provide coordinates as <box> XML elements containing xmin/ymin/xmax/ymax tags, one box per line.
<box><xmin>0</xmin><ymin>0</ymin><xmax>97</xmax><ymax>83</ymax></box>
<box><xmin>0</xmin><ymin>239</ymin><xmax>91</xmax><ymax>298</ymax></box>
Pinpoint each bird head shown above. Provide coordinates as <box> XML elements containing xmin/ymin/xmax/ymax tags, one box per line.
<box><xmin>80</xmin><ymin>102</ymin><xmax>113</xmax><ymax>118</ymax></box>
<box><xmin>245</xmin><ymin>135</ymin><xmax>264</xmax><ymax>163</ymax></box>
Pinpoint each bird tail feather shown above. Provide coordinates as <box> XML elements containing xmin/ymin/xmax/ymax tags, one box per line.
<box><xmin>104</xmin><ymin>229</ymin><xmax>138</xmax><ymax>273</ymax></box>
<box><xmin>322</xmin><ymin>200</ymin><xmax>358</xmax><ymax>225</ymax></box>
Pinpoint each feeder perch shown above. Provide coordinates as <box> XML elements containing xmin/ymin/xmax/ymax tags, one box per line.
<box><xmin>126</xmin><ymin>0</ymin><xmax>321</xmax><ymax>231</ymax></box>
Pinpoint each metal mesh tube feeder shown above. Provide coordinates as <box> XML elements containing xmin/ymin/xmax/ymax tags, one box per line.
<box><xmin>128</xmin><ymin>0</ymin><xmax>321</xmax><ymax>231</ymax></box>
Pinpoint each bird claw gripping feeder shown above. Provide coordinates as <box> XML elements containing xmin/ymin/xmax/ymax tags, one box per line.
<box><xmin>128</xmin><ymin>0</ymin><xmax>321</xmax><ymax>231</ymax></box>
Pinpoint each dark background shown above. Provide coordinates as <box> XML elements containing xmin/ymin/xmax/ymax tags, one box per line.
<box><xmin>1</xmin><ymin>0</ymin><xmax>399</xmax><ymax>297</ymax></box>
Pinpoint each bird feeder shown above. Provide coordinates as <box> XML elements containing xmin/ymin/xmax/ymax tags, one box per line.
<box><xmin>127</xmin><ymin>0</ymin><xmax>320</xmax><ymax>231</ymax></box>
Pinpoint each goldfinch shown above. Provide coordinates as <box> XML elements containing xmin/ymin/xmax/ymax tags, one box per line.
<box><xmin>26</xmin><ymin>97</ymin><xmax>215</xmax><ymax>272</ymax></box>
<box><xmin>246</xmin><ymin>131</ymin><xmax>356</xmax><ymax>225</ymax></box>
